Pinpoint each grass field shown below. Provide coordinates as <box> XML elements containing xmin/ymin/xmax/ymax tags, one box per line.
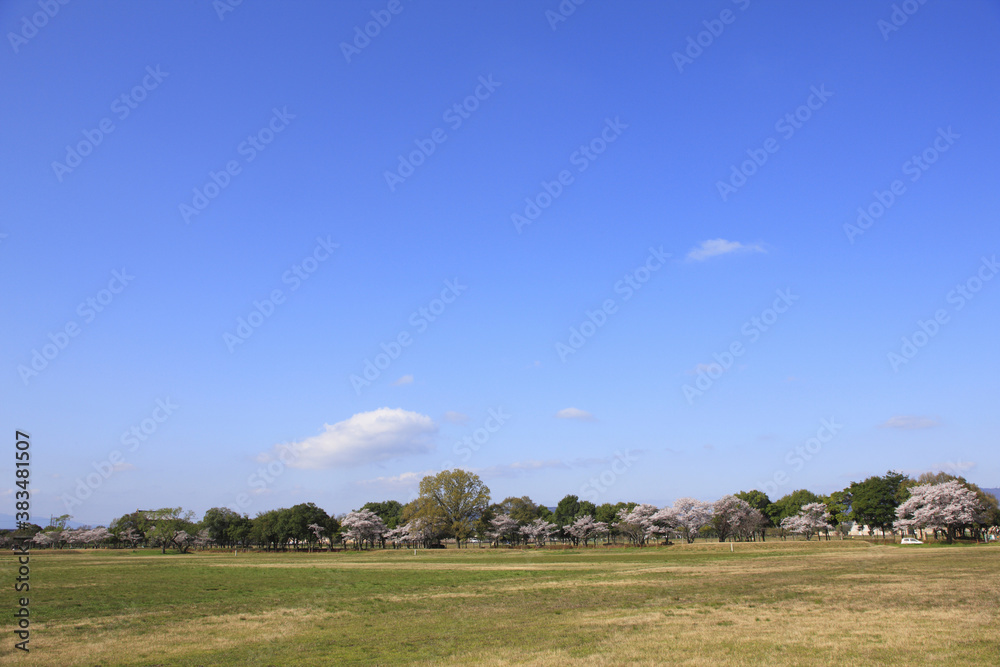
<box><xmin>2</xmin><ymin>540</ymin><xmax>998</xmax><ymax>665</ymax></box>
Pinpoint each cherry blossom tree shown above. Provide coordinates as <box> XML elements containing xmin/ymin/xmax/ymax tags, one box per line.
<box><xmin>340</xmin><ymin>509</ymin><xmax>388</xmax><ymax>550</ymax></box>
<box><xmin>486</xmin><ymin>513</ymin><xmax>521</xmax><ymax>547</ymax></box>
<box><xmin>520</xmin><ymin>518</ymin><xmax>557</xmax><ymax>547</ymax></box>
<box><xmin>667</xmin><ymin>498</ymin><xmax>714</xmax><ymax>543</ymax></box>
<box><xmin>734</xmin><ymin>507</ymin><xmax>768</xmax><ymax>542</ymax></box>
<box><xmin>383</xmin><ymin>524</ymin><xmax>411</xmax><ymax>549</ymax></box>
<box><xmin>307</xmin><ymin>522</ymin><xmax>326</xmax><ymax>551</ymax></box>
<box><xmin>712</xmin><ymin>495</ymin><xmax>753</xmax><ymax>542</ymax></box>
<box><xmin>120</xmin><ymin>527</ymin><xmax>142</xmax><ymax>548</ymax></box>
<box><xmin>615</xmin><ymin>504</ymin><xmax>660</xmax><ymax>546</ymax></box>
<box><xmin>564</xmin><ymin>516</ymin><xmax>609</xmax><ymax>547</ymax></box>
<box><xmin>780</xmin><ymin>503</ymin><xmax>831</xmax><ymax>540</ymax></box>
<box><xmin>894</xmin><ymin>480</ymin><xmax>984</xmax><ymax>543</ymax></box>
<box><xmin>30</xmin><ymin>532</ymin><xmax>52</xmax><ymax>548</ymax></box>
<box><xmin>192</xmin><ymin>528</ymin><xmax>214</xmax><ymax>549</ymax></box>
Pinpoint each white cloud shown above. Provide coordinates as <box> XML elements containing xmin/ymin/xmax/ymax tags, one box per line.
<box><xmin>443</xmin><ymin>411</ymin><xmax>469</xmax><ymax>424</ymax></box>
<box><xmin>393</xmin><ymin>374</ymin><xmax>414</xmax><ymax>386</ymax></box>
<box><xmin>555</xmin><ymin>407</ymin><xmax>596</xmax><ymax>422</ymax></box>
<box><xmin>879</xmin><ymin>415</ymin><xmax>940</xmax><ymax>429</ymax></box>
<box><xmin>274</xmin><ymin>408</ymin><xmax>437</xmax><ymax>469</ymax></box>
<box><xmin>686</xmin><ymin>238</ymin><xmax>765</xmax><ymax>261</ymax></box>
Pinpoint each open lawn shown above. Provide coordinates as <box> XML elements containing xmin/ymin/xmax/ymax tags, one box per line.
<box><xmin>2</xmin><ymin>540</ymin><xmax>998</xmax><ymax>665</ymax></box>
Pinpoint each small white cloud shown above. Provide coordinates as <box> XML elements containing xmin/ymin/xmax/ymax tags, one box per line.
<box><xmin>112</xmin><ymin>462</ymin><xmax>135</xmax><ymax>472</ymax></box>
<box><xmin>393</xmin><ymin>374</ymin><xmax>414</xmax><ymax>386</ymax></box>
<box><xmin>272</xmin><ymin>408</ymin><xmax>437</xmax><ymax>469</ymax></box>
<box><xmin>879</xmin><ymin>415</ymin><xmax>940</xmax><ymax>430</ymax></box>
<box><xmin>443</xmin><ymin>411</ymin><xmax>469</xmax><ymax>424</ymax></box>
<box><xmin>686</xmin><ymin>238</ymin><xmax>765</xmax><ymax>261</ymax></box>
<box><xmin>555</xmin><ymin>407</ymin><xmax>596</xmax><ymax>422</ymax></box>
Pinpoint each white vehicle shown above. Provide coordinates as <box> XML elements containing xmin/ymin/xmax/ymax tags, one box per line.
<box><xmin>900</xmin><ymin>537</ymin><xmax>923</xmax><ymax>545</ymax></box>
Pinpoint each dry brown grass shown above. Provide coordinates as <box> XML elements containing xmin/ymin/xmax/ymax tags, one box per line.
<box><xmin>1</xmin><ymin>540</ymin><xmax>996</xmax><ymax>665</ymax></box>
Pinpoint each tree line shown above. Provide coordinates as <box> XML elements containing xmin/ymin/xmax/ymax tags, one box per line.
<box><xmin>5</xmin><ymin>469</ymin><xmax>998</xmax><ymax>552</ymax></box>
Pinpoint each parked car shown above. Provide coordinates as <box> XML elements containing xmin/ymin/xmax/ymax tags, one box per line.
<box><xmin>900</xmin><ymin>537</ymin><xmax>923</xmax><ymax>545</ymax></box>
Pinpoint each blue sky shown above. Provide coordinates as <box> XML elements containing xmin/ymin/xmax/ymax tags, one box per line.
<box><xmin>2</xmin><ymin>0</ymin><xmax>998</xmax><ymax>526</ymax></box>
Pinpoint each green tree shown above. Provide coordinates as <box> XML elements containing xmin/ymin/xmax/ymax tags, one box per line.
<box><xmin>140</xmin><ymin>508</ymin><xmax>197</xmax><ymax>553</ymax></box>
<box><xmin>768</xmin><ymin>490</ymin><xmax>820</xmax><ymax>527</ymax></box>
<box><xmin>361</xmin><ymin>500</ymin><xmax>404</xmax><ymax>530</ymax></box>
<box><xmin>202</xmin><ymin>507</ymin><xmax>243</xmax><ymax>547</ymax></box>
<box><xmin>594</xmin><ymin>503</ymin><xmax>618</xmax><ymax>525</ymax></box>
<box><xmin>553</xmin><ymin>495</ymin><xmax>581</xmax><ymax>527</ymax></box>
<box><xmin>823</xmin><ymin>491</ymin><xmax>852</xmax><ymax>538</ymax></box>
<box><xmin>250</xmin><ymin>510</ymin><xmax>280</xmax><ymax>551</ymax></box>
<box><xmin>735</xmin><ymin>490</ymin><xmax>772</xmax><ymax>540</ymax></box>
<box><xmin>284</xmin><ymin>503</ymin><xmax>331</xmax><ymax>549</ymax></box>
<box><xmin>413</xmin><ymin>469</ymin><xmax>491</xmax><ymax>548</ymax></box>
<box><xmin>498</xmin><ymin>496</ymin><xmax>541</xmax><ymax>525</ymax></box>
<box><xmin>848</xmin><ymin>471</ymin><xmax>910</xmax><ymax>538</ymax></box>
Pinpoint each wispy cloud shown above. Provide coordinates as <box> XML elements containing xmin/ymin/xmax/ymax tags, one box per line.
<box><xmin>929</xmin><ymin>460</ymin><xmax>976</xmax><ymax>474</ymax></box>
<box><xmin>879</xmin><ymin>415</ymin><xmax>940</xmax><ymax>430</ymax></box>
<box><xmin>358</xmin><ymin>470</ymin><xmax>433</xmax><ymax>487</ymax></box>
<box><xmin>443</xmin><ymin>411</ymin><xmax>469</xmax><ymax>424</ymax></box>
<box><xmin>271</xmin><ymin>408</ymin><xmax>437</xmax><ymax>469</ymax></box>
<box><xmin>555</xmin><ymin>407</ymin><xmax>596</xmax><ymax>422</ymax></box>
<box><xmin>393</xmin><ymin>374</ymin><xmax>414</xmax><ymax>386</ymax></box>
<box><xmin>686</xmin><ymin>238</ymin><xmax>765</xmax><ymax>261</ymax></box>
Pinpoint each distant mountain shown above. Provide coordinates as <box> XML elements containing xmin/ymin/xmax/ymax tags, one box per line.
<box><xmin>982</xmin><ymin>488</ymin><xmax>1000</xmax><ymax>500</ymax></box>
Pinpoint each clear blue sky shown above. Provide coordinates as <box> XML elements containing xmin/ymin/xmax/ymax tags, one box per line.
<box><xmin>2</xmin><ymin>0</ymin><xmax>998</xmax><ymax>526</ymax></box>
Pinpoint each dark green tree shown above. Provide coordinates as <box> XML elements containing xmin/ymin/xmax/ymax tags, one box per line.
<box><xmin>848</xmin><ymin>471</ymin><xmax>910</xmax><ymax>538</ymax></box>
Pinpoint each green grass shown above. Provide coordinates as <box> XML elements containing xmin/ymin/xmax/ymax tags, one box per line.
<box><xmin>2</xmin><ymin>540</ymin><xmax>998</xmax><ymax>665</ymax></box>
